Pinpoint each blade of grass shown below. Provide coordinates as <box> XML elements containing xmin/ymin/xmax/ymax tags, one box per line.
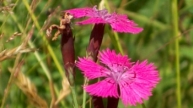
<box><xmin>171</xmin><ymin>0</ymin><xmax>181</xmax><ymax>108</ymax></box>
<box><xmin>6</xmin><ymin>2</ymin><xmax>67</xmax><ymax>107</ymax></box>
<box><xmin>21</xmin><ymin>1</ymin><xmax>79</xmax><ymax>107</ymax></box>
<box><xmin>21</xmin><ymin>0</ymin><xmax>64</xmax><ymax>78</ymax></box>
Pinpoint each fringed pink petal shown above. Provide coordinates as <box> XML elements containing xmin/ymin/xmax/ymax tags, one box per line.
<box><xmin>77</xmin><ymin>17</ymin><xmax>106</xmax><ymax>25</ymax></box>
<box><xmin>119</xmin><ymin>82</ymin><xmax>144</xmax><ymax>106</ymax></box>
<box><xmin>77</xmin><ymin>49</ymin><xmax>160</xmax><ymax>107</ymax></box>
<box><xmin>107</xmin><ymin>13</ymin><xmax>143</xmax><ymax>34</ymax></box>
<box><xmin>131</xmin><ymin>60</ymin><xmax>160</xmax><ymax>86</ymax></box>
<box><xmin>118</xmin><ymin>60</ymin><xmax>160</xmax><ymax>106</ymax></box>
<box><xmin>99</xmin><ymin>49</ymin><xmax>132</xmax><ymax>68</ymax></box>
<box><xmin>76</xmin><ymin>57</ymin><xmax>109</xmax><ymax>79</ymax></box>
<box><xmin>65</xmin><ymin>7</ymin><xmax>94</xmax><ymax>18</ymax></box>
<box><xmin>84</xmin><ymin>78</ymin><xmax>119</xmax><ymax>98</ymax></box>
<box><xmin>110</xmin><ymin>23</ymin><xmax>143</xmax><ymax>34</ymax></box>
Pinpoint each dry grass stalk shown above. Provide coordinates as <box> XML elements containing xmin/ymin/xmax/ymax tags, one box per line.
<box><xmin>0</xmin><ymin>34</ymin><xmax>3</xmax><ymax>39</ymax></box>
<box><xmin>0</xmin><ymin>3</ymin><xmax>15</xmax><ymax>13</ymax></box>
<box><xmin>42</xmin><ymin>6</ymin><xmax>61</xmax><ymax>31</ymax></box>
<box><xmin>0</xmin><ymin>28</ymin><xmax>35</xmax><ymax>62</ymax></box>
<box><xmin>6</xmin><ymin>32</ymin><xmax>22</xmax><ymax>42</ymax></box>
<box><xmin>9</xmin><ymin>68</ymin><xmax>48</xmax><ymax>108</ymax></box>
<box><xmin>0</xmin><ymin>44</ymin><xmax>36</xmax><ymax>62</ymax></box>
<box><xmin>54</xmin><ymin>78</ymin><xmax>71</xmax><ymax>106</ymax></box>
<box><xmin>49</xmin><ymin>81</ymin><xmax>57</xmax><ymax>108</ymax></box>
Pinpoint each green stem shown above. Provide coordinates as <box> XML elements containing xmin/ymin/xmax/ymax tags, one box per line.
<box><xmin>112</xmin><ymin>32</ymin><xmax>124</xmax><ymax>54</ymax></box>
<box><xmin>104</xmin><ymin>0</ymin><xmax>124</xmax><ymax>55</ymax></box>
<box><xmin>82</xmin><ymin>78</ymin><xmax>88</xmax><ymax>108</ymax></box>
<box><xmin>22</xmin><ymin>0</ymin><xmax>64</xmax><ymax>78</ymax></box>
<box><xmin>142</xmin><ymin>103</ymin><xmax>146</xmax><ymax>108</ymax></box>
<box><xmin>70</xmin><ymin>86</ymin><xmax>79</xmax><ymax>108</ymax></box>
<box><xmin>0</xmin><ymin>69</ymin><xmax>14</xmax><ymax>108</ymax></box>
<box><xmin>171</xmin><ymin>0</ymin><xmax>181</xmax><ymax>108</ymax></box>
<box><xmin>28</xmin><ymin>41</ymin><xmax>52</xmax><ymax>80</ymax></box>
<box><xmin>10</xmin><ymin>8</ymin><xmax>59</xmax><ymax>108</ymax></box>
<box><xmin>9</xmin><ymin>10</ymin><xmax>52</xmax><ymax>81</ymax></box>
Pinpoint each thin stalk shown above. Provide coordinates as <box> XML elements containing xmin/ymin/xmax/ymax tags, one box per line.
<box><xmin>28</xmin><ymin>41</ymin><xmax>52</xmax><ymax>80</ymax></box>
<box><xmin>70</xmin><ymin>86</ymin><xmax>79</xmax><ymax>108</ymax></box>
<box><xmin>9</xmin><ymin>11</ymin><xmax>52</xmax><ymax>81</ymax></box>
<box><xmin>103</xmin><ymin>1</ymin><xmax>122</xmax><ymax>107</ymax></box>
<box><xmin>142</xmin><ymin>103</ymin><xmax>146</xmax><ymax>108</ymax></box>
<box><xmin>82</xmin><ymin>78</ymin><xmax>88</xmax><ymax>108</ymax></box>
<box><xmin>8</xmin><ymin>4</ymin><xmax>61</xmax><ymax>107</ymax></box>
<box><xmin>60</xmin><ymin>22</ymin><xmax>79</xmax><ymax>108</ymax></box>
<box><xmin>107</xmin><ymin>97</ymin><xmax>119</xmax><ymax>108</ymax></box>
<box><xmin>114</xmin><ymin>32</ymin><xmax>124</xmax><ymax>54</ymax></box>
<box><xmin>104</xmin><ymin>0</ymin><xmax>124</xmax><ymax>55</ymax></box>
<box><xmin>0</xmin><ymin>69</ymin><xmax>14</xmax><ymax>108</ymax></box>
<box><xmin>22</xmin><ymin>0</ymin><xmax>64</xmax><ymax>77</ymax></box>
<box><xmin>85</xmin><ymin>24</ymin><xmax>105</xmax><ymax>108</ymax></box>
<box><xmin>1</xmin><ymin>50</ymin><xmax>24</xmax><ymax>108</ymax></box>
<box><xmin>171</xmin><ymin>0</ymin><xmax>181</xmax><ymax>108</ymax></box>
<box><xmin>22</xmin><ymin>1</ymin><xmax>77</xmax><ymax>107</ymax></box>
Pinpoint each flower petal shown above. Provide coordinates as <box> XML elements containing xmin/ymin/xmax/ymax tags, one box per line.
<box><xmin>85</xmin><ymin>78</ymin><xmax>119</xmax><ymax>98</ymax></box>
<box><xmin>65</xmin><ymin>7</ymin><xmax>94</xmax><ymax>18</ymax></box>
<box><xmin>131</xmin><ymin>60</ymin><xmax>160</xmax><ymax>86</ymax></box>
<box><xmin>107</xmin><ymin>13</ymin><xmax>143</xmax><ymax>34</ymax></box>
<box><xmin>119</xmin><ymin>60</ymin><xmax>160</xmax><ymax>106</ymax></box>
<box><xmin>77</xmin><ymin>17</ymin><xmax>106</xmax><ymax>25</ymax></box>
<box><xmin>119</xmin><ymin>82</ymin><xmax>144</xmax><ymax>106</ymax></box>
<box><xmin>76</xmin><ymin>57</ymin><xmax>109</xmax><ymax>79</ymax></box>
<box><xmin>99</xmin><ymin>49</ymin><xmax>132</xmax><ymax>68</ymax></box>
<box><xmin>66</xmin><ymin>6</ymin><xmax>143</xmax><ymax>33</ymax></box>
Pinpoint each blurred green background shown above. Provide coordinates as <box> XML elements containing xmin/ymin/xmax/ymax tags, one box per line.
<box><xmin>1</xmin><ymin>0</ymin><xmax>193</xmax><ymax>108</ymax></box>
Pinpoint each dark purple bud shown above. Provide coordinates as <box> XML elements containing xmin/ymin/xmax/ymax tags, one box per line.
<box><xmin>86</xmin><ymin>23</ymin><xmax>105</xmax><ymax>62</ymax></box>
<box><xmin>86</xmin><ymin>23</ymin><xmax>105</xmax><ymax>108</ymax></box>
<box><xmin>60</xmin><ymin>13</ymin><xmax>75</xmax><ymax>86</ymax></box>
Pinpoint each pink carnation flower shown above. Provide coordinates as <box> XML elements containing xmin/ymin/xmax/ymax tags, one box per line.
<box><xmin>76</xmin><ymin>49</ymin><xmax>160</xmax><ymax>106</ymax></box>
<box><xmin>65</xmin><ymin>6</ymin><xmax>143</xmax><ymax>34</ymax></box>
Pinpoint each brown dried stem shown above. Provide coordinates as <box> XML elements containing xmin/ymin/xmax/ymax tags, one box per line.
<box><xmin>9</xmin><ymin>67</ymin><xmax>48</xmax><ymax>108</ymax></box>
<box><xmin>0</xmin><ymin>44</ymin><xmax>36</xmax><ymax>62</ymax></box>
<box><xmin>54</xmin><ymin>78</ymin><xmax>71</xmax><ymax>106</ymax></box>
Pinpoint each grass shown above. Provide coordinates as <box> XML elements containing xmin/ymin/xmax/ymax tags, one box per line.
<box><xmin>1</xmin><ymin>0</ymin><xmax>193</xmax><ymax>108</ymax></box>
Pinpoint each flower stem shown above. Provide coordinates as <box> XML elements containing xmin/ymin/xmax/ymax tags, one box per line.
<box><xmin>171</xmin><ymin>0</ymin><xmax>181</xmax><ymax>108</ymax></box>
<box><xmin>22</xmin><ymin>0</ymin><xmax>64</xmax><ymax>77</ymax></box>
<box><xmin>142</xmin><ymin>103</ymin><xmax>146</xmax><ymax>108</ymax></box>
<box><xmin>104</xmin><ymin>1</ymin><xmax>121</xmax><ymax>107</ymax></box>
<box><xmin>70</xmin><ymin>86</ymin><xmax>79</xmax><ymax>108</ymax></box>
<box><xmin>82</xmin><ymin>78</ymin><xmax>89</xmax><ymax>108</ymax></box>
<box><xmin>0</xmin><ymin>69</ymin><xmax>14</xmax><ymax>108</ymax></box>
<box><xmin>107</xmin><ymin>97</ymin><xmax>119</xmax><ymax>108</ymax></box>
<box><xmin>112</xmin><ymin>32</ymin><xmax>124</xmax><ymax>54</ymax></box>
<box><xmin>104</xmin><ymin>0</ymin><xmax>124</xmax><ymax>55</ymax></box>
<box><xmin>60</xmin><ymin>19</ymin><xmax>78</xmax><ymax>108</ymax></box>
<box><xmin>84</xmin><ymin>24</ymin><xmax>105</xmax><ymax>108</ymax></box>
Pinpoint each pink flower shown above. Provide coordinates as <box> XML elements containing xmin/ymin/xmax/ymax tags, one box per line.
<box><xmin>65</xmin><ymin>6</ymin><xmax>143</xmax><ymax>34</ymax></box>
<box><xmin>76</xmin><ymin>49</ymin><xmax>160</xmax><ymax>106</ymax></box>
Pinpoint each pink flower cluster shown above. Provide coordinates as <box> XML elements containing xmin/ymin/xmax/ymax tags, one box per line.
<box><xmin>65</xmin><ymin>6</ymin><xmax>143</xmax><ymax>34</ymax></box>
<box><xmin>77</xmin><ymin>49</ymin><xmax>160</xmax><ymax>106</ymax></box>
<box><xmin>66</xmin><ymin>5</ymin><xmax>160</xmax><ymax>107</ymax></box>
